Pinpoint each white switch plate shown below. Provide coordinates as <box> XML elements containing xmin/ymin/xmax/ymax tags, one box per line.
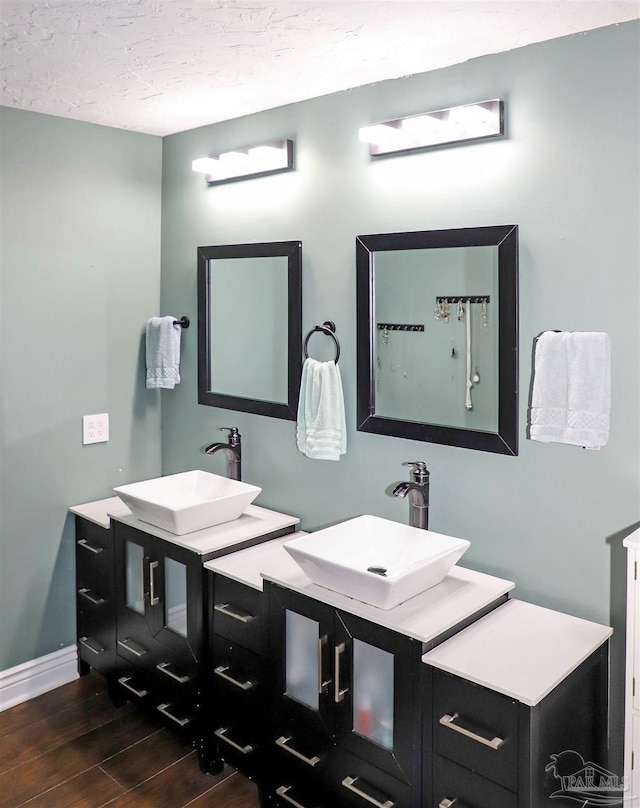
<box><xmin>83</xmin><ymin>413</ymin><xmax>109</xmax><ymax>444</ymax></box>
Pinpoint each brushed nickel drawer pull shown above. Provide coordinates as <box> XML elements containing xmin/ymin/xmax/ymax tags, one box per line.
<box><xmin>214</xmin><ymin>665</ymin><xmax>254</xmax><ymax>690</ymax></box>
<box><xmin>79</xmin><ymin>636</ymin><xmax>103</xmax><ymax>655</ymax></box>
<box><xmin>276</xmin><ymin>785</ymin><xmax>308</xmax><ymax>808</ymax></box>
<box><xmin>439</xmin><ymin>800</ymin><xmax>457</xmax><ymax>808</ymax></box>
<box><xmin>149</xmin><ymin>560</ymin><xmax>160</xmax><ymax>606</ymax></box>
<box><xmin>77</xmin><ymin>538</ymin><xmax>102</xmax><ymax>554</ymax></box>
<box><xmin>78</xmin><ymin>588</ymin><xmax>105</xmax><ymax>606</ymax></box>
<box><xmin>214</xmin><ymin>603</ymin><xmax>255</xmax><ymax>623</ymax></box>
<box><xmin>156</xmin><ymin>661</ymin><xmax>191</xmax><ymax>684</ymax></box>
<box><xmin>341</xmin><ymin>776</ymin><xmax>394</xmax><ymax>808</ymax></box>
<box><xmin>439</xmin><ymin>713</ymin><xmax>504</xmax><ymax>750</ymax></box>
<box><xmin>157</xmin><ymin>702</ymin><xmax>191</xmax><ymax>727</ymax></box>
<box><xmin>275</xmin><ymin>735</ymin><xmax>320</xmax><ymax>767</ymax></box>
<box><xmin>214</xmin><ymin>727</ymin><xmax>254</xmax><ymax>755</ymax></box>
<box><xmin>118</xmin><ymin>676</ymin><xmax>148</xmax><ymax>698</ymax></box>
<box><xmin>117</xmin><ymin>638</ymin><xmax>147</xmax><ymax>657</ymax></box>
<box><xmin>334</xmin><ymin>642</ymin><xmax>349</xmax><ymax>703</ymax></box>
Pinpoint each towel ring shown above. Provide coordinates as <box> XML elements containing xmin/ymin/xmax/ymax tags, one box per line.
<box><xmin>303</xmin><ymin>321</ymin><xmax>340</xmax><ymax>364</ymax></box>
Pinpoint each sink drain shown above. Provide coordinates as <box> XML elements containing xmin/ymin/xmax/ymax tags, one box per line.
<box><xmin>367</xmin><ymin>566</ymin><xmax>387</xmax><ymax>576</ymax></box>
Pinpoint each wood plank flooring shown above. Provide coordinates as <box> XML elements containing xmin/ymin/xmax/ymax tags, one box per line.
<box><xmin>0</xmin><ymin>673</ymin><xmax>261</xmax><ymax>807</ymax></box>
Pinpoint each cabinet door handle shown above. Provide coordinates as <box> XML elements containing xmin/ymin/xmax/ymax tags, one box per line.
<box><xmin>149</xmin><ymin>560</ymin><xmax>160</xmax><ymax>606</ymax></box>
<box><xmin>275</xmin><ymin>736</ymin><xmax>320</xmax><ymax>767</ymax></box>
<box><xmin>214</xmin><ymin>602</ymin><xmax>255</xmax><ymax>623</ymax></box>
<box><xmin>157</xmin><ymin>702</ymin><xmax>191</xmax><ymax>727</ymax></box>
<box><xmin>439</xmin><ymin>713</ymin><xmax>504</xmax><ymax>750</ymax></box>
<box><xmin>275</xmin><ymin>785</ymin><xmax>309</xmax><ymax>808</ymax></box>
<box><xmin>77</xmin><ymin>538</ymin><xmax>102</xmax><ymax>554</ymax></box>
<box><xmin>214</xmin><ymin>665</ymin><xmax>254</xmax><ymax>691</ymax></box>
<box><xmin>439</xmin><ymin>800</ymin><xmax>457</xmax><ymax>808</ymax></box>
<box><xmin>156</xmin><ymin>661</ymin><xmax>191</xmax><ymax>684</ymax></box>
<box><xmin>334</xmin><ymin>642</ymin><xmax>349</xmax><ymax>703</ymax></box>
<box><xmin>79</xmin><ymin>636</ymin><xmax>104</xmax><ymax>655</ymax></box>
<box><xmin>318</xmin><ymin>634</ymin><xmax>331</xmax><ymax>694</ymax></box>
<box><xmin>118</xmin><ymin>676</ymin><xmax>149</xmax><ymax>698</ymax></box>
<box><xmin>214</xmin><ymin>727</ymin><xmax>254</xmax><ymax>755</ymax></box>
<box><xmin>341</xmin><ymin>776</ymin><xmax>394</xmax><ymax>808</ymax></box>
<box><xmin>78</xmin><ymin>587</ymin><xmax>105</xmax><ymax>606</ymax></box>
<box><xmin>117</xmin><ymin>638</ymin><xmax>147</xmax><ymax>657</ymax></box>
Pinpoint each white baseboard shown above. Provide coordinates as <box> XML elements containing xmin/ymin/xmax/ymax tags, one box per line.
<box><xmin>0</xmin><ymin>646</ymin><xmax>79</xmax><ymax>712</ymax></box>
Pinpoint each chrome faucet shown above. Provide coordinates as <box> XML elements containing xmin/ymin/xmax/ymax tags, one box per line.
<box><xmin>392</xmin><ymin>461</ymin><xmax>430</xmax><ymax>530</ymax></box>
<box><xmin>204</xmin><ymin>427</ymin><xmax>242</xmax><ymax>481</ymax></box>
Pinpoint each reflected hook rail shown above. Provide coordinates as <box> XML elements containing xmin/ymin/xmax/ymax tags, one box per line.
<box><xmin>303</xmin><ymin>320</ymin><xmax>340</xmax><ymax>364</ymax></box>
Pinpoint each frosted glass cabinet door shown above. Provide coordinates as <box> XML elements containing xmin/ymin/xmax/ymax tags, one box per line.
<box><xmin>352</xmin><ymin>639</ymin><xmax>394</xmax><ymax>750</ymax></box>
<box><xmin>164</xmin><ymin>557</ymin><xmax>188</xmax><ymax>637</ymax></box>
<box><xmin>125</xmin><ymin>540</ymin><xmax>145</xmax><ymax>614</ymax></box>
<box><xmin>286</xmin><ymin>609</ymin><xmax>320</xmax><ymax>711</ymax></box>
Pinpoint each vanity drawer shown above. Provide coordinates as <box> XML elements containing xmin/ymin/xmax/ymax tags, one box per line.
<box><xmin>77</xmin><ymin>611</ymin><xmax>115</xmax><ymax>669</ymax></box>
<box><xmin>76</xmin><ymin>581</ymin><xmax>112</xmax><ymax>622</ymax></box>
<box><xmin>431</xmin><ymin>753</ymin><xmax>517</xmax><ymax>808</ymax></box>
<box><xmin>76</xmin><ymin>518</ymin><xmax>113</xmax><ymax>575</ymax></box>
<box><xmin>211</xmin><ymin>635</ymin><xmax>262</xmax><ymax>697</ymax></box>
<box><xmin>210</xmin><ymin>694</ymin><xmax>263</xmax><ymax>772</ymax></box>
<box><xmin>271</xmin><ymin>717</ymin><xmax>333</xmax><ymax>776</ymax></box>
<box><xmin>114</xmin><ymin>666</ymin><xmax>155</xmax><ymax>704</ymax></box>
<box><xmin>326</xmin><ymin>748</ymin><xmax>411</xmax><ymax>808</ymax></box>
<box><xmin>212</xmin><ymin>574</ymin><xmax>263</xmax><ymax>653</ymax></box>
<box><xmin>432</xmin><ymin>670</ymin><xmax>518</xmax><ymax>792</ymax></box>
<box><xmin>271</xmin><ymin>772</ymin><xmax>330</xmax><ymax>808</ymax></box>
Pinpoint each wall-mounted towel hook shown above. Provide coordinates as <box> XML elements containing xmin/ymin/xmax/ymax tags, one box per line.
<box><xmin>174</xmin><ymin>316</ymin><xmax>190</xmax><ymax>329</ymax></box>
<box><xmin>303</xmin><ymin>320</ymin><xmax>340</xmax><ymax>364</ymax></box>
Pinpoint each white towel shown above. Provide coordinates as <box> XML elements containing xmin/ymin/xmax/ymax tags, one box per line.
<box><xmin>145</xmin><ymin>316</ymin><xmax>181</xmax><ymax>389</ymax></box>
<box><xmin>530</xmin><ymin>331</ymin><xmax>610</xmax><ymax>449</ymax></box>
<box><xmin>296</xmin><ymin>358</ymin><xmax>347</xmax><ymax>460</ymax></box>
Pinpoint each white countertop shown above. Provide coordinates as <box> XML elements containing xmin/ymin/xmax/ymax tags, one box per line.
<box><xmin>204</xmin><ymin>532</ymin><xmax>308</xmax><ymax>590</ymax></box>
<box><xmin>260</xmin><ymin>548</ymin><xmax>514</xmax><ymax>644</ymax></box>
<box><xmin>422</xmin><ymin>599</ymin><xmax>612</xmax><ymax>706</ymax></box>
<box><xmin>623</xmin><ymin>526</ymin><xmax>640</xmax><ymax>549</ymax></box>
<box><xmin>70</xmin><ymin>497</ymin><xmax>299</xmax><ymax>556</ymax></box>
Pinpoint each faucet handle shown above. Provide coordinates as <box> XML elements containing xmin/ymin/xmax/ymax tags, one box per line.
<box><xmin>402</xmin><ymin>461</ymin><xmax>429</xmax><ymax>482</ymax></box>
<box><xmin>219</xmin><ymin>427</ymin><xmax>241</xmax><ymax>445</ymax></box>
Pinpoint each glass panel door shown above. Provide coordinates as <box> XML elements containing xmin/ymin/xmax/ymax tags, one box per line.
<box><xmin>285</xmin><ymin>609</ymin><xmax>320</xmax><ymax>710</ymax></box>
<box><xmin>125</xmin><ymin>540</ymin><xmax>145</xmax><ymax>614</ymax></box>
<box><xmin>352</xmin><ymin>638</ymin><xmax>394</xmax><ymax>750</ymax></box>
<box><xmin>164</xmin><ymin>557</ymin><xmax>188</xmax><ymax>637</ymax></box>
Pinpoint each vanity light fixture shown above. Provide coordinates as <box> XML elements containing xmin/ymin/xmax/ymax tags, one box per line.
<box><xmin>192</xmin><ymin>139</ymin><xmax>294</xmax><ymax>184</ymax></box>
<box><xmin>359</xmin><ymin>99</ymin><xmax>504</xmax><ymax>157</ymax></box>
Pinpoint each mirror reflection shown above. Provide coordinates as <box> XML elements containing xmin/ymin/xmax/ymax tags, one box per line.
<box><xmin>356</xmin><ymin>226</ymin><xmax>518</xmax><ymax>455</ymax></box>
<box><xmin>198</xmin><ymin>241</ymin><xmax>302</xmax><ymax>420</ymax></box>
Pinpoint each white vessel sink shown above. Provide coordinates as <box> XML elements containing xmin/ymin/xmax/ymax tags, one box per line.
<box><xmin>114</xmin><ymin>470</ymin><xmax>261</xmax><ymax>535</ymax></box>
<box><xmin>284</xmin><ymin>515</ymin><xmax>470</xmax><ymax>610</ymax></box>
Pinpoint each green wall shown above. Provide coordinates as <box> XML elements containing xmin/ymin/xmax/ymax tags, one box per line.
<box><xmin>0</xmin><ymin>108</ymin><xmax>163</xmax><ymax>671</ymax></box>
<box><xmin>160</xmin><ymin>22</ymin><xmax>639</xmax><ymax>764</ymax></box>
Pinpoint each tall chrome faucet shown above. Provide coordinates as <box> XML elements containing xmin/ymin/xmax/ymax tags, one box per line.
<box><xmin>204</xmin><ymin>427</ymin><xmax>242</xmax><ymax>481</ymax></box>
<box><xmin>392</xmin><ymin>461</ymin><xmax>430</xmax><ymax>530</ymax></box>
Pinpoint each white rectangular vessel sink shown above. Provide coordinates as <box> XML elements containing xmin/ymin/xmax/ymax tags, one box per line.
<box><xmin>114</xmin><ymin>470</ymin><xmax>261</xmax><ymax>535</ymax></box>
<box><xmin>284</xmin><ymin>515</ymin><xmax>470</xmax><ymax>610</ymax></box>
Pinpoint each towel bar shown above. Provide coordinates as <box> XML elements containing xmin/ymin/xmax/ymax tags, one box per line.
<box><xmin>173</xmin><ymin>316</ymin><xmax>190</xmax><ymax>328</ymax></box>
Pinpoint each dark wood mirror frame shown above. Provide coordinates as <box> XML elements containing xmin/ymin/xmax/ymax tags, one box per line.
<box><xmin>198</xmin><ymin>240</ymin><xmax>302</xmax><ymax>420</ymax></box>
<box><xmin>356</xmin><ymin>225</ymin><xmax>519</xmax><ymax>455</ymax></box>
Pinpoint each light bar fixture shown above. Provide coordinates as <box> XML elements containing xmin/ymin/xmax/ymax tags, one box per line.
<box><xmin>192</xmin><ymin>139</ymin><xmax>294</xmax><ymax>184</ymax></box>
<box><xmin>359</xmin><ymin>99</ymin><xmax>504</xmax><ymax>157</ymax></box>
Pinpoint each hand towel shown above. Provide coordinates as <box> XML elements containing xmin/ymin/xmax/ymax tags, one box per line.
<box><xmin>530</xmin><ymin>331</ymin><xmax>610</xmax><ymax>449</ymax></box>
<box><xmin>145</xmin><ymin>316</ymin><xmax>181</xmax><ymax>389</ymax></box>
<box><xmin>296</xmin><ymin>358</ymin><xmax>347</xmax><ymax>460</ymax></box>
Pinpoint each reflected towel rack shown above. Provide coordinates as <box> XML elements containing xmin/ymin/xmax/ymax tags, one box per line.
<box><xmin>303</xmin><ymin>321</ymin><xmax>340</xmax><ymax>364</ymax></box>
<box><xmin>173</xmin><ymin>316</ymin><xmax>190</xmax><ymax>329</ymax></box>
<box><xmin>377</xmin><ymin>323</ymin><xmax>424</xmax><ymax>332</ymax></box>
<box><xmin>435</xmin><ymin>296</ymin><xmax>490</xmax><ymax>304</ymax></box>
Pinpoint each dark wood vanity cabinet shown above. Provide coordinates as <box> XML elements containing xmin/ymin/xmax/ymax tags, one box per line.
<box><xmin>266</xmin><ymin>583</ymin><xmax>423</xmax><ymax>808</ymax></box>
<box><xmin>75</xmin><ymin>516</ymin><xmax>118</xmax><ymax>676</ymax></box>
<box><xmin>112</xmin><ymin>521</ymin><xmax>204</xmax><ymax>735</ymax></box>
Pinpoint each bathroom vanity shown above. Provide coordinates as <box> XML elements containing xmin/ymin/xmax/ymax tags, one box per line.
<box><xmin>72</xmin><ymin>496</ymin><xmax>612</xmax><ymax>808</ymax></box>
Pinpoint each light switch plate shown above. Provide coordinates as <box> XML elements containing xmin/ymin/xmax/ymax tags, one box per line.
<box><xmin>83</xmin><ymin>413</ymin><xmax>109</xmax><ymax>444</ymax></box>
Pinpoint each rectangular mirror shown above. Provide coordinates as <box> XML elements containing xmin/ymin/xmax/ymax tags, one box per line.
<box><xmin>356</xmin><ymin>225</ymin><xmax>518</xmax><ymax>455</ymax></box>
<box><xmin>198</xmin><ymin>241</ymin><xmax>302</xmax><ymax>419</ymax></box>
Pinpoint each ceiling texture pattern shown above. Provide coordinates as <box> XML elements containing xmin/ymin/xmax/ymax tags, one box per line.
<box><xmin>1</xmin><ymin>0</ymin><xmax>638</xmax><ymax>136</ymax></box>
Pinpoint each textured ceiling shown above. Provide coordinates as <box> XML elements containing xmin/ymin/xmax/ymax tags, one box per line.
<box><xmin>1</xmin><ymin>0</ymin><xmax>638</xmax><ymax>136</ymax></box>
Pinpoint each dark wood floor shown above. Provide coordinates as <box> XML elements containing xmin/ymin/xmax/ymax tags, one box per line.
<box><xmin>0</xmin><ymin>673</ymin><xmax>261</xmax><ymax>807</ymax></box>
